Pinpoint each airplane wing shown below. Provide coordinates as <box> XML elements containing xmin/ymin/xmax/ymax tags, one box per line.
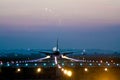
<box><xmin>39</xmin><ymin>51</ymin><xmax>51</xmax><ymax>55</ymax></box>
<box><xmin>26</xmin><ymin>56</ymin><xmax>50</xmax><ymax>62</ymax></box>
<box><xmin>62</xmin><ymin>56</ymin><xmax>84</xmax><ymax>62</ymax></box>
<box><xmin>62</xmin><ymin>52</ymin><xmax>73</xmax><ymax>56</ymax></box>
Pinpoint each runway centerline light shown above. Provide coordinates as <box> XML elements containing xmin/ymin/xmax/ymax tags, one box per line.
<box><xmin>37</xmin><ymin>68</ymin><xmax>41</xmax><ymax>73</ymax></box>
<box><xmin>61</xmin><ymin>68</ymin><xmax>64</xmax><ymax>71</ymax></box>
<box><xmin>104</xmin><ymin>68</ymin><xmax>108</xmax><ymax>72</ymax></box>
<box><xmin>17</xmin><ymin>68</ymin><xmax>21</xmax><ymax>72</ymax></box>
<box><xmin>67</xmin><ymin>71</ymin><xmax>72</xmax><ymax>77</ymax></box>
<box><xmin>64</xmin><ymin>70</ymin><xmax>67</xmax><ymax>74</ymax></box>
<box><xmin>84</xmin><ymin>68</ymin><xmax>88</xmax><ymax>72</ymax></box>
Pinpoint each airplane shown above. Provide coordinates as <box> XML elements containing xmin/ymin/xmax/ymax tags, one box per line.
<box><xmin>27</xmin><ymin>39</ymin><xmax>84</xmax><ymax>63</ymax></box>
<box><xmin>39</xmin><ymin>39</ymin><xmax>73</xmax><ymax>58</ymax></box>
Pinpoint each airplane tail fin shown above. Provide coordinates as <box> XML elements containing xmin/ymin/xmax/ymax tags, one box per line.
<box><xmin>57</xmin><ymin>38</ymin><xmax>58</xmax><ymax>51</ymax></box>
<box><xmin>56</xmin><ymin>38</ymin><xmax>59</xmax><ymax>51</ymax></box>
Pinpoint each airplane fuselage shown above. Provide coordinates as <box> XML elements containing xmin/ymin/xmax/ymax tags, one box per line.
<box><xmin>53</xmin><ymin>51</ymin><xmax>60</xmax><ymax>56</ymax></box>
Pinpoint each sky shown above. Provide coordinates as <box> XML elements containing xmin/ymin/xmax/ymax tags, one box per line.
<box><xmin>0</xmin><ymin>0</ymin><xmax>120</xmax><ymax>50</ymax></box>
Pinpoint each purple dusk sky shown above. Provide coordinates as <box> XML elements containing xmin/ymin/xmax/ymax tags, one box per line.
<box><xmin>0</xmin><ymin>0</ymin><xmax>120</xmax><ymax>50</ymax></box>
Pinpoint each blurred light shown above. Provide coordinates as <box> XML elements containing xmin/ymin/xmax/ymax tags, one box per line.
<box><xmin>89</xmin><ymin>63</ymin><xmax>92</xmax><ymax>66</ymax></box>
<box><xmin>55</xmin><ymin>57</ymin><xmax>58</xmax><ymax>64</ymax></box>
<box><xmin>104</xmin><ymin>68</ymin><xmax>108</xmax><ymax>71</ymax></box>
<box><xmin>16</xmin><ymin>61</ymin><xmax>18</xmax><ymax>63</ymax></box>
<box><xmin>80</xmin><ymin>63</ymin><xmax>83</xmax><ymax>66</ymax></box>
<box><xmin>16</xmin><ymin>68</ymin><xmax>21</xmax><ymax>72</ymax></box>
<box><xmin>71</xmin><ymin>63</ymin><xmax>74</xmax><ymax>66</ymax></box>
<box><xmin>61</xmin><ymin>68</ymin><xmax>64</xmax><ymax>71</ymax></box>
<box><xmin>67</xmin><ymin>71</ymin><xmax>72</xmax><ymax>77</ymax></box>
<box><xmin>16</xmin><ymin>64</ymin><xmax>19</xmax><ymax>66</ymax></box>
<box><xmin>113</xmin><ymin>63</ymin><xmax>115</xmax><ymax>64</ymax></box>
<box><xmin>7</xmin><ymin>62</ymin><xmax>9</xmax><ymax>64</ymax></box>
<box><xmin>98</xmin><ymin>63</ymin><xmax>101</xmax><ymax>66</ymax></box>
<box><xmin>46</xmin><ymin>56</ymin><xmax>50</xmax><ymax>58</ymax></box>
<box><xmin>52</xmin><ymin>63</ymin><xmax>55</xmax><ymax>66</ymax></box>
<box><xmin>111</xmin><ymin>60</ymin><xmax>113</xmax><ymax>63</ymax></box>
<box><xmin>84</xmin><ymin>68</ymin><xmax>88</xmax><ymax>72</ymax></box>
<box><xmin>89</xmin><ymin>60</ymin><xmax>91</xmax><ymax>62</ymax></box>
<box><xmin>62</xmin><ymin>63</ymin><xmax>64</xmax><ymax>66</ymax></box>
<box><xmin>61</xmin><ymin>68</ymin><xmax>72</xmax><ymax>77</ymax></box>
<box><xmin>7</xmin><ymin>63</ymin><xmax>10</xmax><ymax>66</ymax></box>
<box><xmin>11</xmin><ymin>61</ymin><xmax>14</xmax><ymax>64</ymax></box>
<box><xmin>58</xmin><ymin>65</ymin><xmax>61</xmax><ymax>69</ymax></box>
<box><xmin>107</xmin><ymin>63</ymin><xmax>110</xmax><ymax>66</ymax></box>
<box><xmin>37</xmin><ymin>68</ymin><xmax>41</xmax><ymax>73</ymax></box>
<box><xmin>0</xmin><ymin>61</ymin><xmax>3</xmax><ymax>65</ymax></box>
<box><xmin>106</xmin><ymin>61</ymin><xmax>108</xmax><ymax>63</ymax></box>
<box><xmin>43</xmin><ymin>63</ymin><xmax>46</xmax><ymax>66</ymax></box>
<box><xmin>34</xmin><ymin>63</ymin><xmax>37</xmax><ymax>66</ymax></box>
<box><xmin>117</xmin><ymin>64</ymin><xmax>119</xmax><ymax>66</ymax></box>
<box><xmin>100</xmin><ymin>60</ymin><xmax>103</xmax><ymax>63</ymax></box>
<box><xmin>64</xmin><ymin>70</ymin><xmax>67</xmax><ymax>74</ymax></box>
<box><xmin>25</xmin><ymin>63</ymin><xmax>28</xmax><ymax>66</ymax></box>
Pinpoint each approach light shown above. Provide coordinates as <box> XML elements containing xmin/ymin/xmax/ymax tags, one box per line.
<box><xmin>37</xmin><ymin>68</ymin><xmax>41</xmax><ymax>73</ymax></box>
<box><xmin>104</xmin><ymin>68</ymin><xmax>108</xmax><ymax>72</ymax></box>
<box><xmin>67</xmin><ymin>71</ymin><xmax>72</xmax><ymax>77</ymax></box>
<box><xmin>16</xmin><ymin>68</ymin><xmax>21</xmax><ymax>72</ymax></box>
<box><xmin>61</xmin><ymin>68</ymin><xmax>64</xmax><ymax>71</ymax></box>
<box><xmin>64</xmin><ymin>70</ymin><xmax>67</xmax><ymax>74</ymax></box>
<box><xmin>84</xmin><ymin>68</ymin><xmax>88</xmax><ymax>72</ymax></box>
